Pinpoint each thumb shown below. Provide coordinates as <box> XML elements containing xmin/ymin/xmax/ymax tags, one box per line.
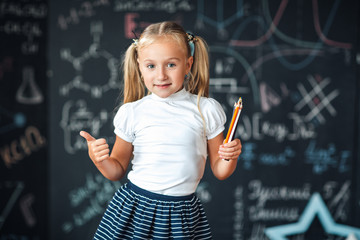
<box><xmin>80</xmin><ymin>131</ymin><xmax>96</xmax><ymax>142</ymax></box>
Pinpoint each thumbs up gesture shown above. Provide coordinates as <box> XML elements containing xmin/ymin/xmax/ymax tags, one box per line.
<box><xmin>80</xmin><ymin>131</ymin><xmax>110</xmax><ymax>164</ymax></box>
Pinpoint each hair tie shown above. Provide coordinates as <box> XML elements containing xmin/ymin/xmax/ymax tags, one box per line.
<box><xmin>132</xmin><ymin>38</ymin><xmax>138</xmax><ymax>47</ymax></box>
<box><xmin>132</xmin><ymin>30</ymin><xmax>139</xmax><ymax>47</ymax></box>
<box><xmin>186</xmin><ymin>33</ymin><xmax>197</xmax><ymax>56</ymax></box>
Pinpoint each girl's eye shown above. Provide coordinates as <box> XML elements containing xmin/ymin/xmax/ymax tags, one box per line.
<box><xmin>167</xmin><ymin>63</ymin><xmax>176</xmax><ymax>68</ymax></box>
<box><xmin>146</xmin><ymin>64</ymin><xmax>155</xmax><ymax>69</ymax></box>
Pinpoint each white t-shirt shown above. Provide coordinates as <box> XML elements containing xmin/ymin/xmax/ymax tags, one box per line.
<box><xmin>113</xmin><ymin>88</ymin><xmax>226</xmax><ymax>196</ymax></box>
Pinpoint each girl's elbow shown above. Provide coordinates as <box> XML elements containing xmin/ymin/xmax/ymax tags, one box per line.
<box><xmin>213</xmin><ymin>171</ymin><xmax>232</xmax><ymax>181</ymax></box>
<box><xmin>213</xmin><ymin>165</ymin><xmax>237</xmax><ymax>180</ymax></box>
<box><xmin>215</xmin><ymin>175</ymin><xmax>228</xmax><ymax>181</ymax></box>
<box><xmin>102</xmin><ymin>172</ymin><xmax>124</xmax><ymax>182</ymax></box>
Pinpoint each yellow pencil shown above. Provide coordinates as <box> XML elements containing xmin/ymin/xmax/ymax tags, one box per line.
<box><xmin>225</xmin><ymin>97</ymin><xmax>243</xmax><ymax>143</ymax></box>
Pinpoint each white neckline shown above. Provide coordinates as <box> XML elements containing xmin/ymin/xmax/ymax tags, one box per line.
<box><xmin>150</xmin><ymin>88</ymin><xmax>188</xmax><ymax>102</ymax></box>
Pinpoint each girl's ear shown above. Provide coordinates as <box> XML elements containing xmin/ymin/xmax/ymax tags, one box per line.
<box><xmin>186</xmin><ymin>56</ymin><xmax>193</xmax><ymax>72</ymax></box>
<box><xmin>137</xmin><ymin>58</ymin><xmax>144</xmax><ymax>81</ymax></box>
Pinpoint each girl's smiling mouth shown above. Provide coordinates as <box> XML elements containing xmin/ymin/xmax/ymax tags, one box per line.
<box><xmin>155</xmin><ymin>83</ymin><xmax>172</xmax><ymax>88</ymax></box>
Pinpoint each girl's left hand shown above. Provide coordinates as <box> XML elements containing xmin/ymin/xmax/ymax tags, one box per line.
<box><xmin>218</xmin><ymin>138</ymin><xmax>242</xmax><ymax>161</ymax></box>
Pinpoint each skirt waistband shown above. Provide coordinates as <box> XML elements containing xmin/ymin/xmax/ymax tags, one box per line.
<box><xmin>126</xmin><ymin>181</ymin><xmax>195</xmax><ymax>202</ymax></box>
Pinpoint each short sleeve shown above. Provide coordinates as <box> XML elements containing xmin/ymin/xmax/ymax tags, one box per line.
<box><xmin>201</xmin><ymin>98</ymin><xmax>226</xmax><ymax>139</ymax></box>
<box><xmin>113</xmin><ymin>103</ymin><xmax>135</xmax><ymax>142</ymax></box>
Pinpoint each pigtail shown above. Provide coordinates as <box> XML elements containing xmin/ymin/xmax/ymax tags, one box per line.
<box><xmin>122</xmin><ymin>43</ymin><xmax>145</xmax><ymax>103</ymax></box>
<box><xmin>187</xmin><ymin>36</ymin><xmax>209</xmax><ymax>98</ymax></box>
<box><xmin>186</xmin><ymin>35</ymin><xmax>210</xmax><ymax>137</ymax></box>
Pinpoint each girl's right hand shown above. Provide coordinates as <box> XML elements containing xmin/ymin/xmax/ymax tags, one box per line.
<box><xmin>80</xmin><ymin>131</ymin><xmax>110</xmax><ymax>164</ymax></box>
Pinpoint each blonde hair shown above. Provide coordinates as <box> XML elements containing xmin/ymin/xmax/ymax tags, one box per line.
<box><xmin>121</xmin><ymin>21</ymin><xmax>210</xmax><ymax>104</ymax></box>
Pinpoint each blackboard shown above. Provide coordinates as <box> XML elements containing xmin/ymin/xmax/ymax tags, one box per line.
<box><xmin>45</xmin><ymin>0</ymin><xmax>360</xmax><ymax>239</ymax></box>
<box><xmin>0</xmin><ymin>0</ymin><xmax>48</xmax><ymax>239</ymax></box>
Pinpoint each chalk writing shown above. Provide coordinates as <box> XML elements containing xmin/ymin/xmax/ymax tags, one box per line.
<box><xmin>0</xmin><ymin>2</ymin><xmax>47</xmax><ymax>18</ymax></box>
<box><xmin>305</xmin><ymin>140</ymin><xmax>351</xmax><ymax>174</ymax></box>
<box><xmin>57</xmin><ymin>0</ymin><xmax>109</xmax><ymax>30</ymax></box>
<box><xmin>238</xmin><ymin>113</ymin><xmax>316</xmax><ymax>142</ymax></box>
<box><xmin>21</xmin><ymin>39</ymin><xmax>40</xmax><ymax>55</ymax></box>
<box><xmin>114</xmin><ymin>0</ymin><xmax>193</xmax><ymax>13</ymax></box>
<box><xmin>62</xmin><ymin>172</ymin><xmax>121</xmax><ymax>233</ymax></box>
<box><xmin>60</xmin><ymin>100</ymin><xmax>109</xmax><ymax>154</ymax></box>
<box><xmin>215</xmin><ymin>57</ymin><xmax>236</xmax><ymax>75</ymax></box>
<box><xmin>209</xmin><ymin>55</ymin><xmax>249</xmax><ymax>94</ymax></box>
<box><xmin>210</xmin><ymin>78</ymin><xmax>248</xmax><ymax>94</ymax></box>
<box><xmin>322</xmin><ymin>181</ymin><xmax>338</xmax><ymax>199</ymax></box>
<box><xmin>331</xmin><ymin>181</ymin><xmax>351</xmax><ymax>222</ymax></box>
<box><xmin>248</xmin><ymin>224</ymin><xmax>268</xmax><ymax>240</ymax></box>
<box><xmin>0</xmin><ymin>20</ymin><xmax>44</xmax><ymax>54</ymax></box>
<box><xmin>260</xmin><ymin>82</ymin><xmax>289</xmax><ymax>113</ymax></box>
<box><xmin>0</xmin><ymin>126</ymin><xmax>46</xmax><ymax>168</ymax></box>
<box><xmin>248</xmin><ymin>180</ymin><xmax>311</xmax><ymax>207</ymax></box>
<box><xmin>233</xmin><ymin>186</ymin><xmax>244</xmax><ymax>240</ymax></box>
<box><xmin>20</xmin><ymin>194</ymin><xmax>36</xmax><ymax>227</ymax></box>
<box><xmin>0</xmin><ymin>21</ymin><xmax>42</xmax><ymax>37</ymax></box>
<box><xmin>259</xmin><ymin>146</ymin><xmax>295</xmax><ymax>166</ymax></box>
<box><xmin>240</xmin><ymin>142</ymin><xmax>256</xmax><ymax>170</ymax></box>
<box><xmin>208</xmin><ymin>45</ymin><xmax>260</xmax><ymax>105</ymax></box>
<box><xmin>249</xmin><ymin>206</ymin><xmax>299</xmax><ymax>221</ymax></box>
<box><xmin>246</xmin><ymin>180</ymin><xmax>312</xmax><ymax>223</ymax></box>
<box><xmin>240</xmin><ymin>142</ymin><xmax>296</xmax><ymax>168</ymax></box>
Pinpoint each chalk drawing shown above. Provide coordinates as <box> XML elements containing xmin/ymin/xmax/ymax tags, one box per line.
<box><xmin>304</xmin><ymin>140</ymin><xmax>350</xmax><ymax>174</ymax></box>
<box><xmin>60</xmin><ymin>100</ymin><xmax>109</xmax><ymax>154</ymax></box>
<box><xmin>0</xmin><ymin>181</ymin><xmax>24</xmax><ymax>231</ymax></box>
<box><xmin>295</xmin><ymin>74</ymin><xmax>339</xmax><ymax>125</ymax></box>
<box><xmin>59</xmin><ymin>21</ymin><xmax>120</xmax><ymax>98</ymax></box>
<box><xmin>265</xmin><ymin>193</ymin><xmax>360</xmax><ymax>240</ymax></box>
<box><xmin>16</xmin><ymin>66</ymin><xmax>44</xmax><ymax>104</ymax></box>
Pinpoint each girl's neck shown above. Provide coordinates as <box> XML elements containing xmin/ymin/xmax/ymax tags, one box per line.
<box><xmin>150</xmin><ymin>88</ymin><xmax>187</xmax><ymax>101</ymax></box>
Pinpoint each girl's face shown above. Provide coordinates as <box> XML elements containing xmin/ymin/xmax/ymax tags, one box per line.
<box><xmin>137</xmin><ymin>36</ymin><xmax>193</xmax><ymax>98</ymax></box>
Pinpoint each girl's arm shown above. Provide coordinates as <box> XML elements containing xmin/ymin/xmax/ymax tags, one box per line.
<box><xmin>207</xmin><ymin>132</ymin><xmax>242</xmax><ymax>180</ymax></box>
<box><xmin>80</xmin><ymin>131</ymin><xmax>133</xmax><ymax>181</ymax></box>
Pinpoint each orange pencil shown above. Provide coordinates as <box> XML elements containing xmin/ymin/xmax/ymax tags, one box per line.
<box><xmin>225</xmin><ymin>97</ymin><xmax>243</xmax><ymax>143</ymax></box>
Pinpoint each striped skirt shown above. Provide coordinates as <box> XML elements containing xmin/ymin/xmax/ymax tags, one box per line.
<box><xmin>93</xmin><ymin>181</ymin><xmax>213</xmax><ymax>240</ymax></box>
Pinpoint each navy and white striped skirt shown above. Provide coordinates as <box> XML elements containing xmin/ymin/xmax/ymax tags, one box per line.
<box><xmin>93</xmin><ymin>181</ymin><xmax>212</xmax><ymax>239</ymax></box>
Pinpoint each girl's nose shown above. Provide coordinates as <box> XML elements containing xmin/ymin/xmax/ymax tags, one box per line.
<box><xmin>157</xmin><ymin>66</ymin><xmax>167</xmax><ymax>80</ymax></box>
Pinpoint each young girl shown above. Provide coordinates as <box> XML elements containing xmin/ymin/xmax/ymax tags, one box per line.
<box><xmin>80</xmin><ymin>21</ymin><xmax>242</xmax><ymax>239</ymax></box>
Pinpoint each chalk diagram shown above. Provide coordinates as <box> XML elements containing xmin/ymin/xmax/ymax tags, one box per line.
<box><xmin>294</xmin><ymin>74</ymin><xmax>339</xmax><ymax>125</ymax></box>
<box><xmin>60</xmin><ymin>99</ymin><xmax>109</xmax><ymax>154</ymax></box>
<box><xmin>195</xmin><ymin>0</ymin><xmax>244</xmax><ymax>40</ymax></box>
<box><xmin>0</xmin><ymin>61</ymin><xmax>41</xmax><ymax>135</ymax></box>
<box><xmin>59</xmin><ymin>21</ymin><xmax>120</xmax><ymax>98</ymax></box>
<box><xmin>16</xmin><ymin>66</ymin><xmax>44</xmax><ymax>104</ymax></box>
<box><xmin>195</xmin><ymin>0</ymin><xmax>352</xmax><ymax>114</ymax></box>
<box><xmin>209</xmin><ymin>46</ymin><xmax>252</xmax><ymax>98</ymax></box>
<box><xmin>1</xmin><ymin>66</ymin><xmax>43</xmax><ymax>135</ymax></box>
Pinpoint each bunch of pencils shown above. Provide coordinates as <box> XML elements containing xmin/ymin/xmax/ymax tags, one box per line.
<box><xmin>224</xmin><ymin>97</ymin><xmax>243</xmax><ymax>144</ymax></box>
